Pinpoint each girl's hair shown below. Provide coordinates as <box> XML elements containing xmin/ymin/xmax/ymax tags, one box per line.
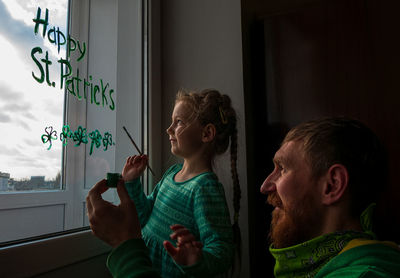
<box><xmin>176</xmin><ymin>88</ymin><xmax>242</xmax><ymax>274</ymax></box>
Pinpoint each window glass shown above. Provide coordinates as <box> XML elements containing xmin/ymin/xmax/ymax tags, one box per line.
<box><xmin>0</xmin><ymin>0</ymin><xmax>67</xmax><ymax>191</ymax></box>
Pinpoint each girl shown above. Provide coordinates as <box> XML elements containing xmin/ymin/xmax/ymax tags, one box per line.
<box><xmin>121</xmin><ymin>89</ymin><xmax>241</xmax><ymax>277</ymax></box>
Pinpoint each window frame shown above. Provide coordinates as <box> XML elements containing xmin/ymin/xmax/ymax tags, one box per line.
<box><xmin>0</xmin><ymin>0</ymin><xmax>149</xmax><ymax>275</ymax></box>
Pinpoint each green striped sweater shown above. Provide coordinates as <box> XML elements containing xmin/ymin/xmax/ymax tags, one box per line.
<box><xmin>125</xmin><ymin>164</ymin><xmax>234</xmax><ymax>277</ymax></box>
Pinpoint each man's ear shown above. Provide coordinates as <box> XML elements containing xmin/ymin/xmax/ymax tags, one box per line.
<box><xmin>202</xmin><ymin>123</ymin><xmax>216</xmax><ymax>143</ymax></box>
<box><xmin>321</xmin><ymin>164</ymin><xmax>349</xmax><ymax>205</ymax></box>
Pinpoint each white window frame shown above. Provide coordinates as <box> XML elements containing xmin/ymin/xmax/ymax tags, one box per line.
<box><xmin>0</xmin><ymin>0</ymin><xmax>149</xmax><ymax>276</ymax></box>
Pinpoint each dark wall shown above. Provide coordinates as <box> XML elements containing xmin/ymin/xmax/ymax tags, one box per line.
<box><xmin>242</xmin><ymin>0</ymin><xmax>400</xmax><ymax>276</ymax></box>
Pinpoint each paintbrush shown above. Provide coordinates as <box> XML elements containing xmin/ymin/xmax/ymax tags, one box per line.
<box><xmin>123</xmin><ymin>126</ymin><xmax>155</xmax><ymax>176</ymax></box>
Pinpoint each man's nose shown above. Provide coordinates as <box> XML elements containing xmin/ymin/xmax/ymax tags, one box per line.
<box><xmin>260</xmin><ymin>172</ymin><xmax>277</xmax><ymax>194</ymax></box>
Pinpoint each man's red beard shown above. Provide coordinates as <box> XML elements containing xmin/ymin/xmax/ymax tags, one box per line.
<box><xmin>267</xmin><ymin>192</ymin><xmax>323</xmax><ymax>248</ymax></box>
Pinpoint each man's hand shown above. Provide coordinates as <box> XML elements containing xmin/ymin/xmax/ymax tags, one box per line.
<box><xmin>163</xmin><ymin>224</ymin><xmax>203</xmax><ymax>266</ymax></box>
<box><xmin>122</xmin><ymin>155</ymin><xmax>148</xmax><ymax>182</ymax></box>
<box><xmin>86</xmin><ymin>179</ymin><xmax>142</xmax><ymax>248</ymax></box>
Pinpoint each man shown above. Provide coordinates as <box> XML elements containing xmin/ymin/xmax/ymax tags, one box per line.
<box><xmin>87</xmin><ymin>178</ymin><xmax>159</xmax><ymax>277</ymax></box>
<box><xmin>260</xmin><ymin>117</ymin><xmax>400</xmax><ymax>277</ymax></box>
<box><xmin>87</xmin><ymin>117</ymin><xmax>400</xmax><ymax>277</ymax></box>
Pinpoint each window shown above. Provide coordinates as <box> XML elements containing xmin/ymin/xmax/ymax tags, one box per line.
<box><xmin>0</xmin><ymin>0</ymin><xmax>147</xmax><ymax>248</ymax></box>
<box><xmin>0</xmin><ymin>0</ymin><xmax>66</xmax><ymax>193</ymax></box>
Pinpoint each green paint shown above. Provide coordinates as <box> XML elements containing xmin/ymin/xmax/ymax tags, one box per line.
<box><xmin>33</xmin><ymin>7</ymin><xmax>48</xmax><ymax>37</ymax></box>
<box><xmin>72</xmin><ymin>126</ymin><xmax>88</xmax><ymax>146</ymax></box>
<box><xmin>42</xmin><ymin>125</ymin><xmax>115</xmax><ymax>155</ymax></box>
<box><xmin>106</xmin><ymin>173</ymin><xmax>121</xmax><ymax>187</ymax></box>
<box><xmin>31</xmin><ymin>47</ymin><xmax>44</xmax><ymax>83</ymax></box>
<box><xmin>41</xmin><ymin>126</ymin><xmax>57</xmax><ymax>150</ymax></box>
<box><xmin>58</xmin><ymin>58</ymin><xmax>72</xmax><ymax>89</ymax></box>
<box><xmin>102</xmin><ymin>132</ymin><xmax>114</xmax><ymax>151</ymax></box>
<box><xmin>41</xmin><ymin>50</ymin><xmax>53</xmax><ymax>86</ymax></box>
<box><xmin>94</xmin><ymin>84</ymin><xmax>100</xmax><ymax>105</ymax></box>
<box><xmin>31</xmin><ymin>6</ymin><xmax>116</xmax><ymax>111</ymax></box>
<box><xmin>77</xmin><ymin>41</ymin><xmax>86</xmax><ymax>61</ymax></box>
<box><xmin>60</xmin><ymin>125</ymin><xmax>71</xmax><ymax>146</ymax></box>
<box><xmin>109</xmin><ymin>89</ymin><xmax>115</xmax><ymax>111</ymax></box>
<box><xmin>89</xmin><ymin>129</ymin><xmax>102</xmax><ymax>155</ymax></box>
<box><xmin>75</xmin><ymin>68</ymin><xmax>82</xmax><ymax>99</ymax></box>
<box><xmin>100</xmin><ymin>79</ymin><xmax>109</xmax><ymax>107</ymax></box>
<box><xmin>66</xmin><ymin>78</ymin><xmax>76</xmax><ymax>98</ymax></box>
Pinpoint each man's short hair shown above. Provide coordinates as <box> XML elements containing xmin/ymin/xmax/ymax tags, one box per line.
<box><xmin>283</xmin><ymin>117</ymin><xmax>387</xmax><ymax>218</ymax></box>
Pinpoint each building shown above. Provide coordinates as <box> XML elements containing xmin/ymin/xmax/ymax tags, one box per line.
<box><xmin>30</xmin><ymin>176</ymin><xmax>45</xmax><ymax>187</ymax></box>
<box><xmin>0</xmin><ymin>172</ymin><xmax>10</xmax><ymax>191</ymax></box>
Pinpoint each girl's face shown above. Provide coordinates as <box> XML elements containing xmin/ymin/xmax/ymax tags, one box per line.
<box><xmin>166</xmin><ymin>101</ymin><xmax>204</xmax><ymax>158</ymax></box>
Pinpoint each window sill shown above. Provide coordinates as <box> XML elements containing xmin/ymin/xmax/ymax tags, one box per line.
<box><xmin>0</xmin><ymin>229</ymin><xmax>111</xmax><ymax>277</ymax></box>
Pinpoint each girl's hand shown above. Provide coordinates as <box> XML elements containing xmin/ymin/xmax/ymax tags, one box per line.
<box><xmin>163</xmin><ymin>224</ymin><xmax>203</xmax><ymax>266</ymax></box>
<box><xmin>122</xmin><ymin>155</ymin><xmax>148</xmax><ymax>182</ymax></box>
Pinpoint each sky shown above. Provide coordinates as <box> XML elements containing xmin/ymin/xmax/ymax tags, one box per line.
<box><xmin>0</xmin><ymin>0</ymin><xmax>68</xmax><ymax>180</ymax></box>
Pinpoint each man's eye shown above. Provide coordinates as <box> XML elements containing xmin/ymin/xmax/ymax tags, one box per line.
<box><xmin>277</xmin><ymin>164</ymin><xmax>285</xmax><ymax>174</ymax></box>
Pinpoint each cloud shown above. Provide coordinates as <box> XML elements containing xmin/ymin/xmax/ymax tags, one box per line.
<box><xmin>0</xmin><ymin>103</ymin><xmax>38</xmax><ymax>122</ymax></box>
<box><xmin>42</xmin><ymin>149</ymin><xmax>62</xmax><ymax>160</ymax></box>
<box><xmin>34</xmin><ymin>141</ymin><xmax>62</xmax><ymax>157</ymax></box>
<box><xmin>16</xmin><ymin>143</ymin><xmax>25</xmax><ymax>149</ymax></box>
<box><xmin>0</xmin><ymin>0</ymin><xmax>37</xmax><ymax>62</ymax></box>
<box><xmin>0</xmin><ymin>145</ymin><xmax>23</xmax><ymax>156</ymax></box>
<box><xmin>23</xmin><ymin>138</ymin><xmax>37</xmax><ymax>145</ymax></box>
<box><xmin>0</xmin><ymin>107</ymin><xmax>34</xmax><ymax>129</ymax></box>
<box><xmin>0</xmin><ymin>111</ymin><xmax>11</xmax><ymax>122</ymax></box>
<box><xmin>19</xmin><ymin>136</ymin><xmax>62</xmax><ymax>158</ymax></box>
<box><xmin>21</xmin><ymin>138</ymin><xmax>54</xmax><ymax>153</ymax></box>
<box><xmin>15</xmin><ymin>119</ymin><xmax>31</xmax><ymax>130</ymax></box>
<box><xmin>7</xmin><ymin>0</ymin><xmax>68</xmax><ymax>30</ymax></box>
<box><xmin>22</xmin><ymin>111</ymin><xmax>38</xmax><ymax>121</ymax></box>
<box><xmin>41</xmin><ymin>98</ymin><xmax>63</xmax><ymax>115</ymax></box>
<box><xmin>3</xmin><ymin>102</ymin><xmax>31</xmax><ymax>112</ymax></box>
<box><xmin>0</xmin><ymin>83</ymin><xmax>38</xmax><ymax>122</ymax></box>
<box><xmin>0</xmin><ymin>0</ymin><xmax>66</xmax><ymax>67</ymax></box>
<box><xmin>0</xmin><ymin>83</ymin><xmax>23</xmax><ymax>102</ymax></box>
<box><xmin>18</xmin><ymin>156</ymin><xmax>47</xmax><ymax>168</ymax></box>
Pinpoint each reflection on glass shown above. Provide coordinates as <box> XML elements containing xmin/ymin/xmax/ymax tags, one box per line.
<box><xmin>0</xmin><ymin>0</ymin><xmax>68</xmax><ymax>191</ymax></box>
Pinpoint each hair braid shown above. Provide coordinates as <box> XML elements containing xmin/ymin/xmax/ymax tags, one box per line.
<box><xmin>176</xmin><ymin>88</ymin><xmax>242</xmax><ymax>275</ymax></box>
<box><xmin>230</xmin><ymin>127</ymin><xmax>241</xmax><ymax>224</ymax></box>
<box><xmin>230</xmin><ymin>125</ymin><xmax>242</xmax><ymax>275</ymax></box>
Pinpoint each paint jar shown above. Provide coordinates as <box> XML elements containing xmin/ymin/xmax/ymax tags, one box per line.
<box><xmin>106</xmin><ymin>173</ymin><xmax>121</xmax><ymax>187</ymax></box>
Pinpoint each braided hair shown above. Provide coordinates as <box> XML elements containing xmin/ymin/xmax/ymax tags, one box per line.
<box><xmin>176</xmin><ymin>88</ymin><xmax>242</xmax><ymax>274</ymax></box>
